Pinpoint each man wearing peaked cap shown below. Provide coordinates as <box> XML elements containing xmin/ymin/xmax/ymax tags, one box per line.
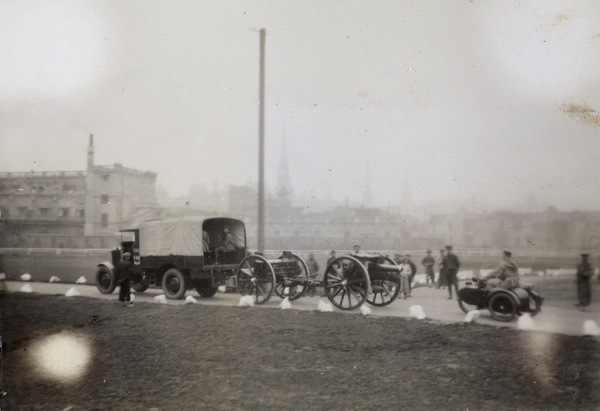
<box><xmin>482</xmin><ymin>249</ymin><xmax>519</xmax><ymax>291</ymax></box>
<box><xmin>443</xmin><ymin>246</ymin><xmax>460</xmax><ymax>299</ymax></box>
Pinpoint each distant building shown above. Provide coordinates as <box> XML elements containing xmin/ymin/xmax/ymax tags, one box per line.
<box><xmin>0</xmin><ymin>135</ymin><xmax>161</xmax><ymax>248</ymax></box>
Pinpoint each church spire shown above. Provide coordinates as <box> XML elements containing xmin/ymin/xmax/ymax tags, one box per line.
<box><xmin>87</xmin><ymin>134</ymin><xmax>94</xmax><ymax>171</ymax></box>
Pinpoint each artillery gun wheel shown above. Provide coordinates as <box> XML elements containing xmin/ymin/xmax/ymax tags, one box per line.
<box><xmin>132</xmin><ymin>280</ymin><xmax>150</xmax><ymax>293</ymax></box>
<box><xmin>488</xmin><ymin>292</ymin><xmax>517</xmax><ymax>322</ymax></box>
<box><xmin>274</xmin><ymin>253</ymin><xmax>310</xmax><ymax>301</ymax></box>
<box><xmin>323</xmin><ymin>255</ymin><xmax>370</xmax><ymax>310</ymax></box>
<box><xmin>236</xmin><ymin>255</ymin><xmax>276</xmax><ymax>304</ymax></box>
<box><xmin>366</xmin><ymin>256</ymin><xmax>400</xmax><ymax>307</ymax></box>
<box><xmin>195</xmin><ymin>279</ymin><xmax>218</xmax><ymax>298</ymax></box>
<box><xmin>95</xmin><ymin>266</ymin><xmax>117</xmax><ymax>294</ymax></box>
<box><xmin>162</xmin><ymin>268</ymin><xmax>187</xmax><ymax>299</ymax></box>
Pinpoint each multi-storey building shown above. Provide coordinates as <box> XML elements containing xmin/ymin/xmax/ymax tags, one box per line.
<box><xmin>0</xmin><ymin>135</ymin><xmax>161</xmax><ymax>248</ymax></box>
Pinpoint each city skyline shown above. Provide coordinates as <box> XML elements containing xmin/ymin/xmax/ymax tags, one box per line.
<box><xmin>2</xmin><ymin>1</ymin><xmax>599</xmax><ymax>212</ymax></box>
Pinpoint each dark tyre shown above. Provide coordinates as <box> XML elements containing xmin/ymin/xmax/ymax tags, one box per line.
<box><xmin>95</xmin><ymin>266</ymin><xmax>117</xmax><ymax>294</ymax></box>
<box><xmin>274</xmin><ymin>253</ymin><xmax>309</xmax><ymax>301</ymax></box>
<box><xmin>488</xmin><ymin>292</ymin><xmax>517</xmax><ymax>322</ymax></box>
<box><xmin>162</xmin><ymin>268</ymin><xmax>186</xmax><ymax>299</ymax></box>
<box><xmin>236</xmin><ymin>255</ymin><xmax>276</xmax><ymax>304</ymax></box>
<box><xmin>195</xmin><ymin>280</ymin><xmax>218</xmax><ymax>298</ymax></box>
<box><xmin>324</xmin><ymin>255</ymin><xmax>370</xmax><ymax>310</ymax></box>
<box><xmin>132</xmin><ymin>280</ymin><xmax>150</xmax><ymax>293</ymax></box>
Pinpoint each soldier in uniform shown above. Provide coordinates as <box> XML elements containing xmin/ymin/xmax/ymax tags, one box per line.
<box><xmin>116</xmin><ymin>252</ymin><xmax>133</xmax><ymax>307</ymax></box>
<box><xmin>422</xmin><ymin>250</ymin><xmax>435</xmax><ymax>287</ymax></box>
<box><xmin>576</xmin><ymin>253</ymin><xmax>593</xmax><ymax>309</ymax></box>
<box><xmin>482</xmin><ymin>250</ymin><xmax>519</xmax><ymax>291</ymax></box>
<box><xmin>443</xmin><ymin>245</ymin><xmax>460</xmax><ymax>300</ymax></box>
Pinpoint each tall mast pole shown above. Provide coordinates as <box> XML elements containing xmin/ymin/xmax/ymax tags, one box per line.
<box><xmin>257</xmin><ymin>28</ymin><xmax>266</xmax><ymax>253</ymax></box>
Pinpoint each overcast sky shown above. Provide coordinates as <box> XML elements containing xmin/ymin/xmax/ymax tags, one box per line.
<box><xmin>1</xmin><ymin>0</ymin><xmax>599</xmax><ymax>211</ymax></box>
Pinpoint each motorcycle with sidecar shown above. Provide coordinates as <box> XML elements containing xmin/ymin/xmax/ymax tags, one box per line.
<box><xmin>457</xmin><ymin>276</ymin><xmax>543</xmax><ymax>322</ymax></box>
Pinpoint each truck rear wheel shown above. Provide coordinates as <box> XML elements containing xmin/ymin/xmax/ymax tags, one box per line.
<box><xmin>162</xmin><ymin>268</ymin><xmax>186</xmax><ymax>299</ymax></box>
<box><xmin>95</xmin><ymin>266</ymin><xmax>117</xmax><ymax>294</ymax></box>
<box><xmin>195</xmin><ymin>280</ymin><xmax>218</xmax><ymax>298</ymax></box>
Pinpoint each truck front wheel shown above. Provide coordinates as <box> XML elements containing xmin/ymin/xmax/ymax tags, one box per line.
<box><xmin>96</xmin><ymin>266</ymin><xmax>117</xmax><ymax>294</ymax></box>
<box><xmin>162</xmin><ymin>268</ymin><xmax>186</xmax><ymax>299</ymax></box>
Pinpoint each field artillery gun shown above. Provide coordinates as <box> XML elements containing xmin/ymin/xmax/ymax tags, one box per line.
<box><xmin>239</xmin><ymin>252</ymin><xmax>403</xmax><ymax>310</ymax></box>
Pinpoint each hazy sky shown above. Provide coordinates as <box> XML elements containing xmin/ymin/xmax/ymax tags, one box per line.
<box><xmin>1</xmin><ymin>1</ymin><xmax>599</xmax><ymax>211</ymax></box>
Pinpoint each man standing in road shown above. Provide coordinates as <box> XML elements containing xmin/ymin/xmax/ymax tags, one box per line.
<box><xmin>576</xmin><ymin>253</ymin><xmax>593</xmax><ymax>309</ymax></box>
<box><xmin>422</xmin><ymin>250</ymin><xmax>435</xmax><ymax>287</ymax></box>
<box><xmin>404</xmin><ymin>254</ymin><xmax>417</xmax><ymax>297</ymax></box>
<box><xmin>327</xmin><ymin>250</ymin><xmax>337</xmax><ymax>267</ymax></box>
<box><xmin>116</xmin><ymin>252</ymin><xmax>133</xmax><ymax>307</ymax></box>
<box><xmin>444</xmin><ymin>246</ymin><xmax>460</xmax><ymax>300</ymax></box>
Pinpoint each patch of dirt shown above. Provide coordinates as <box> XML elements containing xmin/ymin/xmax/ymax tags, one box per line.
<box><xmin>1</xmin><ymin>292</ymin><xmax>600</xmax><ymax>410</ymax></box>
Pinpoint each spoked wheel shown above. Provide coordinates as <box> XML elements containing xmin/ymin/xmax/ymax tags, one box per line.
<box><xmin>274</xmin><ymin>253</ymin><xmax>310</xmax><ymax>301</ymax></box>
<box><xmin>488</xmin><ymin>292</ymin><xmax>517</xmax><ymax>322</ymax></box>
<box><xmin>95</xmin><ymin>266</ymin><xmax>117</xmax><ymax>294</ymax></box>
<box><xmin>367</xmin><ymin>256</ymin><xmax>400</xmax><ymax>307</ymax></box>
<box><xmin>324</xmin><ymin>255</ymin><xmax>370</xmax><ymax>310</ymax></box>
<box><xmin>162</xmin><ymin>268</ymin><xmax>187</xmax><ymax>299</ymax></box>
<box><xmin>236</xmin><ymin>255</ymin><xmax>276</xmax><ymax>304</ymax></box>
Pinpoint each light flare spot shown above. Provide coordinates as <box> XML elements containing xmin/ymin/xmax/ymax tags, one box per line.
<box><xmin>30</xmin><ymin>331</ymin><xmax>91</xmax><ymax>383</ymax></box>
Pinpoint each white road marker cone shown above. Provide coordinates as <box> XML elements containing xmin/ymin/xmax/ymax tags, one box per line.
<box><xmin>65</xmin><ymin>287</ymin><xmax>80</xmax><ymax>297</ymax></box>
<box><xmin>238</xmin><ymin>295</ymin><xmax>255</xmax><ymax>307</ymax></box>
<box><xmin>583</xmin><ymin>320</ymin><xmax>600</xmax><ymax>336</ymax></box>
<box><xmin>360</xmin><ymin>305</ymin><xmax>372</xmax><ymax>315</ymax></box>
<box><xmin>518</xmin><ymin>313</ymin><xmax>536</xmax><ymax>330</ymax></box>
<box><xmin>464</xmin><ymin>310</ymin><xmax>480</xmax><ymax>323</ymax></box>
<box><xmin>409</xmin><ymin>305</ymin><xmax>426</xmax><ymax>319</ymax></box>
<box><xmin>49</xmin><ymin>276</ymin><xmax>60</xmax><ymax>283</ymax></box>
<box><xmin>21</xmin><ymin>273</ymin><xmax>32</xmax><ymax>281</ymax></box>
<box><xmin>75</xmin><ymin>276</ymin><xmax>87</xmax><ymax>284</ymax></box>
<box><xmin>20</xmin><ymin>284</ymin><xmax>33</xmax><ymax>293</ymax></box>
<box><xmin>184</xmin><ymin>295</ymin><xmax>198</xmax><ymax>305</ymax></box>
<box><xmin>317</xmin><ymin>299</ymin><xmax>334</xmax><ymax>312</ymax></box>
<box><xmin>278</xmin><ymin>297</ymin><xmax>292</xmax><ymax>310</ymax></box>
<box><xmin>153</xmin><ymin>294</ymin><xmax>167</xmax><ymax>304</ymax></box>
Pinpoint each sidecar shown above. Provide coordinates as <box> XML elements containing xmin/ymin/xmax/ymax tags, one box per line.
<box><xmin>458</xmin><ymin>277</ymin><xmax>543</xmax><ymax>322</ymax></box>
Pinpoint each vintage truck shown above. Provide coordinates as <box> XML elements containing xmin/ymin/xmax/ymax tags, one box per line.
<box><xmin>95</xmin><ymin>216</ymin><xmax>247</xmax><ymax>299</ymax></box>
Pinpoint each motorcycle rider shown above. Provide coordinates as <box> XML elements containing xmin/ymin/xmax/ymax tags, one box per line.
<box><xmin>482</xmin><ymin>250</ymin><xmax>519</xmax><ymax>291</ymax></box>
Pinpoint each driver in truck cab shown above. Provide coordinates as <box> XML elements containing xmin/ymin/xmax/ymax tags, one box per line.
<box><xmin>482</xmin><ymin>250</ymin><xmax>519</xmax><ymax>291</ymax></box>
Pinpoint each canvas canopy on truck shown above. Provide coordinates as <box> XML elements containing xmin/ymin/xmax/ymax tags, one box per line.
<box><xmin>137</xmin><ymin>216</ymin><xmax>245</xmax><ymax>257</ymax></box>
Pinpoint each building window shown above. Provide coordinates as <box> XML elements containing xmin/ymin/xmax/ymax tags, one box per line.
<box><xmin>78</xmin><ymin>209</ymin><xmax>85</xmax><ymax>218</ymax></box>
<box><xmin>102</xmin><ymin>174</ymin><xmax>109</xmax><ymax>181</ymax></box>
<box><xmin>18</xmin><ymin>207</ymin><xmax>28</xmax><ymax>216</ymax></box>
<box><xmin>0</xmin><ymin>208</ymin><xmax>8</xmax><ymax>218</ymax></box>
<box><xmin>60</xmin><ymin>208</ymin><xmax>70</xmax><ymax>217</ymax></box>
<box><xmin>101</xmin><ymin>213</ymin><xmax>109</xmax><ymax>227</ymax></box>
<box><xmin>40</xmin><ymin>208</ymin><xmax>51</xmax><ymax>216</ymax></box>
<box><xmin>101</xmin><ymin>194</ymin><xmax>110</xmax><ymax>204</ymax></box>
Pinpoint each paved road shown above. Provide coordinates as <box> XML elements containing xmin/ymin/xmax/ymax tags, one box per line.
<box><xmin>3</xmin><ymin>280</ymin><xmax>598</xmax><ymax>337</ymax></box>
